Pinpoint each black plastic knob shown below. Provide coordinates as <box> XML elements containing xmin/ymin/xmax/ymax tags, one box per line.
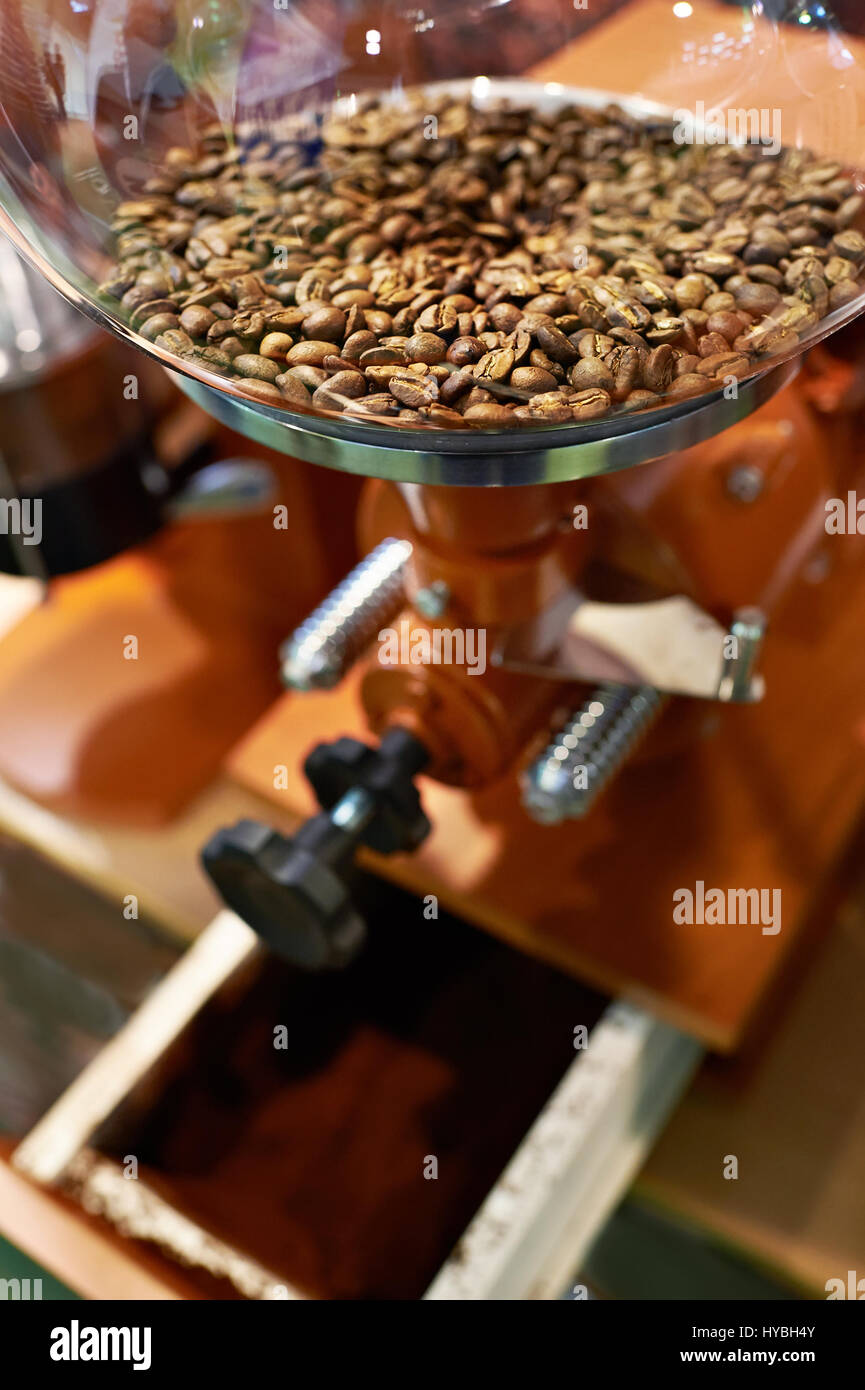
<box><xmin>201</xmin><ymin>729</ymin><xmax>430</xmax><ymax>970</ymax></box>
<box><xmin>201</xmin><ymin>818</ymin><xmax>365</xmax><ymax>970</ymax></box>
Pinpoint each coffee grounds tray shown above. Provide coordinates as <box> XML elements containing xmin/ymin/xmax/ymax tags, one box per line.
<box><xmin>78</xmin><ymin>883</ymin><xmax>606</xmax><ymax>1300</ymax></box>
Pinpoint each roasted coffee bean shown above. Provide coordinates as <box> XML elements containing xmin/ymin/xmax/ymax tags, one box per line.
<box><xmin>276</xmin><ymin>373</ymin><xmax>313</xmax><ymax>405</ymax></box>
<box><xmin>302</xmin><ymin>306</ymin><xmax>347</xmax><ymax>342</ymax></box>
<box><xmin>697</xmin><ymin>352</ymin><xmax>750</xmax><ymax>380</ymax></box>
<box><xmin>578</xmin><ymin>332</ymin><xmax>616</xmax><ymax>360</ymax></box>
<box><xmin>526</xmin><ymin>392</ymin><xmax>575</xmax><ymax>423</ymax></box>
<box><xmin>140</xmin><ymin>312</ymin><xmax>180</xmax><ymax>341</ymax></box>
<box><xmin>698</xmin><ymin>331</ymin><xmax>732</xmax><ymax>359</ymax></box>
<box><xmin>674</xmin><ymin>274</ymin><xmax>710</xmax><ymax>310</ymax></box>
<box><xmin>702</xmin><ymin>291</ymin><xmax>736</xmax><ymax>314</ymax></box>
<box><xmin>830</xmin><ymin>281</ymin><xmax>861</xmax><ymax>311</ymax></box>
<box><xmin>475</xmin><ymin>346</ymin><xmax>515</xmax><ymax>382</ymax></box>
<box><xmin>620</xmin><ymin>389</ymin><xmax>660</xmax><ymax>412</ymax></box>
<box><xmin>344</xmin><ymin>394</ymin><xmax>400</xmax><ymax>417</ymax></box>
<box><xmin>235</xmin><ymin>378</ymin><xmax>284</xmax><ymax>403</ymax></box>
<box><xmin>179</xmin><ymin>304</ymin><xmax>217</xmax><ymax>337</ymax></box>
<box><xmin>389</xmin><ymin>373</ymin><xmax>439</xmax><ymax>408</ymax></box>
<box><xmin>569</xmin><ymin>357</ymin><xmax>615</xmax><ymax>392</ymax></box>
<box><xmin>604</xmin><ymin>345</ymin><xmax>641</xmax><ymax>400</ymax></box>
<box><xmin>343</xmin><ymin>330</ymin><xmax>378</xmax><ymax>361</ymax></box>
<box><xmin>424</xmin><ymin>404</ymin><xmax>469</xmax><ymax>429</ymax></box>
<box><xmin>463</xmin><ymin>402</ymin><xmax>518</xmax><ymax>425</ymax></box>
<box><xmin>570</xmin><ymin>388</ymin><xmax>612</xmax><ymax>421</ymax></box>
<box><xmin>286</xmin><ymin>340</ymin><xmax>336</xmax><ymax>367</ymax></box>
<box><xmin>536</xmin><ymin>323</ymin><xmax>579</xmax><ymax>364</ymax></box>
<box><xmin>232</xmin><ymin>353</ymin><xmax>282</xmax><ymax>381</ymax></box>
<box><xmin>675</xmin><ymin>353</ymin><xmax>701</xmax><ymax>376</ymax></box>
<box><xmin>406</xmin><ymin>332</ymin><xmax>447</xmax><ymax>364</ymax></box>
<box><xmin>646</xmin><ymin>316</ymin><xmax>685</xmax><ymax>345</ymax></box>
<box><xmin>510</xmin><ymin>366</ymin><xmax>559</xmax><ymax>393</ymax></box>
<box><xmin>105</xmin><ymin>94</ymin><xmax>864</xmax><ymax>434</ymax></box>
<box><xmin>643</xmin><ymin>344</ymin><xmax>675</xmax><ymax>393</ymax></box>
<box><xmin>279</xmin><ymin>365</ymin><xmax>328</xmax><ymax>391</ymax></box>
<box><xmin>831</xmin><ymin>230</ymin><xmax>865</xmax><ymax>262</ymax></box>
<box><xmin>733</xmin><ymin>282</ymin><xmax>782</xmax><ymax>316</ymax></box>
<box><xmin>440</xmin><ymin>368</ymin><xmax>476</xmax><ymax>405</ymax></box>
<box><xmin>706</xmin><ymin>310</ymin><xmax>746</xmax><ymax>341</ymax></box>
<box><xmin>489</xmin><ymin>302</ymin><xmax>524</xmax><ymax>333</ymax></box>
<box><xmin>668</xmin><ymin>373</ymin><xmax>710</xmax><ymax>399</ymax></box>
<box><xmin>259</xmin><ymin>332</ymin><xmax>294</xmax><ymax>360</ymax></box>
<box><xmin>155</xmin><ymin>328</ymin><xmax>194</xmax><ymax>355</ymax></box>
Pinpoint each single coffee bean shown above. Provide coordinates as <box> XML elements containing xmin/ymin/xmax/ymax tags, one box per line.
<box><xmin>463</xmin><ymin>403</ymin><xmax>517</xmax><ymax>425</ymax></box>
<box><xmin>140</xmin><ymin>312</ymin><xmax>180</xmax><ymax>341</ymax></box>
<box><xmin>604</xmin><ymin>345</ymin><xmax>641</xmax><ymax>400</ymax></box>
<box><xmin>733</xmin><ymin>282</ymin><xmax>782</xmax><ymax>316</ymax></box>
<box><xmin>570</xmin><ymin>388</ymin><xmax>612</xmax><ymax>421</ymax></box>
<box><xmin>674</xmin><ymin>274</ymin><xmax>709</xmax><ymax>310</ymax></box>
<box><xmin>675</xmin><ymin>354</ymin><xmax>701</xmax><ymax>376</ymax></box>
<box><xmin>668</xmin><ymin>373</ymin><xmax>710</xmax><ymax>399</ymax></box>
<box><xmin>155</xmin><ymin>328</ymin><xmax>194</xmax><ymax>355</ymax></box>
<box><xmin>702</xmin><ymin>292</ymin><xmax>736</xmax><ymax>314</ymax></box>
<box><xmin>284</xmin><ymin>340</ymin><xmax>334</xmax><ymax>367</ymax></box>
<box><xmin>697</xmin><ymin>352</ymin><xmax>750</xmax><ymax>378</ymax></box>
<box><xmin>234</xmin><ymin>378</ymin><xmax>285</xmax><ymax>403</ymax></box>
<box><xmin>831</xmin><ymin>230</ymin><xmax>865</xmax><ymax>262</ymax></box>
<box><xmin>706</xmin><ymin>311</ymin><xmax>747</xmax><ymax>341</ymax></box>
<box><xmin>301</xmin><ymin>306</ymin><xmax>346</xmax><ymax>342</ymax></box>
<box><xmin>643</xmin><ymin>344</ymin><xmax>675</xmax><ymax>393</ymax></box>
<box><xmin>440</xmin><ymin>368</ymin><xmax>476</xmax><ymax>405</ymax></box>
<box><xmin>698</xmin><ymin>331</ymin><xmax>732</xmax><ymax>358</ymax></box>
<box><xmin>620</xmin><ymin>389</ymin><xmax>660</xmax><ymax>412</ymax></box>
<box><xmin>259</xmin><ymin>332</ymin><xmax>294</xmax><ymax>360</ymax></box>
<box><xmin>344</xmin><ymin>394</ymin><xmax>400</xmax><ymax>417</ymax></box>
<box><xmin>511</xmin><ymin>366</ymin><xmax>559</xmax><ymax>393</ymax></box>
<box><xmin>277</xmin><ymin>374</ymin><xmax>312</xmax><ymax>406</ymax></box>
<box><xmin>578</xmin><ymin>332</ymin><xmax>616</xmax><ymax>360</ymax></box>
<box><xmin>646</xmin><ymin>316</ymin><xmax>685</xmax><ymax>345</ymax></box>
<box><xmin>424</xmin><ymin>404</ymin><xmax>469</xmax><ymax>429</ymax></box>
<box><xmin>232</xmin><ymin>353</ymin><xmax>282</xmax><ymax>381</ymax></box>
<box><xmin>179</xmin><ymin>304</ymin><xmax>217</xmax><ymax>336</ymax></box>
<box><xmin>389</xmin><ymin>373</ymin><xmax>439</xmax><ymax>408</ymax></box>
<box><xmin>359</xmin><ymin>345</ymin><xmax>407</xmax><ymax>367</ymax></box>
<box><xmin>527</xmin><ymin>392</ymin><xmax>575</xmax><ymax>423</ymax></box>
<box><xmin>488</xmin><ymin>302</ymin><xmax>524</xmax><ymax>333</ymax></box>
<box><xmin>536</xmin><ymin>323</ymin><xmax>579</xmax><ymax>364</ymax></box>
<box><xmin>279</xmin><ymin>365</ymin><xmax>328</xmax><ymax>391</ymax></box>
<box><xmin>569</xmin><ymin>357</ymin><xmax>615</xmax><ymax>392</ymax></box>
<box><xmin>406</xmin><ymin>332</ymin><xmax>447</xmax><ymax>364</ymax></box>
<box><xmin>331</xmin><ymin>289</ymin><xmax>375</xmax><ymax>309</ymax></box>
<box><xmin>323</xmin><ymin>369</ymin><xmax>367</xmax><ymax>399</ymax></box>
<box><xmin>343</xmin><ymin>330</ymin><xmax>378</xmax><ymax>361</ymax></box>
<box><xmin>745</xmin><ymin>263</ymin><xmax>784</xmax><ymax>288</ymax></box>
<box><xmin>475</xmin><ymin>346</ymin><xmax>515</xmax><ymax>382</ymax></box>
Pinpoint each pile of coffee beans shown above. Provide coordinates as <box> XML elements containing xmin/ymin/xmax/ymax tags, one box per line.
<box><xmin>101</xmin><ymin>92</ymin><xmax>865</xmax><ymax>432</ymax></box>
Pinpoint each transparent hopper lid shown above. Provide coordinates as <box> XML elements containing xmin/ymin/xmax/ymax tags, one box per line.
<box><xmin>0</xmin><ymin>0</ymin><xmax>864</xmax><ymax>484</ymax></box>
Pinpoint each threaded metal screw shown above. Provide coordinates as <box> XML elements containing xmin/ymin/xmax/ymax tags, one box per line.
<box><xmin>280</xmin><ymin>537</ymin><xmax>412</xmax><ymax>691</ymax></box>
<box><xmin>521</xmin><ymin>683</ymin><xmax>664</xmax><ymax>825</ymax></box>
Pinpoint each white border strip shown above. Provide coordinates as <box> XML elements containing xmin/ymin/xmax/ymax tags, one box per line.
<box><xmin>424</xmin><ymin>1001</ymin><xmax>702</xmax><ymax>1300</ymax></box>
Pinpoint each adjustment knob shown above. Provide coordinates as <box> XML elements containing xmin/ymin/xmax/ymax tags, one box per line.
<box><xmin>201</xmin><ymin>730</ymin><xmax>430</xmax><ymax>970</ymax></box>
<box><xmin>201</xmin><ymin>817</ymin><xmax>366</xmax><ymax>970</ymax></box>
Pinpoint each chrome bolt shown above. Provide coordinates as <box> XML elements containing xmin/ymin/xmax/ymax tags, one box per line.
<box><xmin>726</xmin><ymin>464</ymin><xmax>764</xmax><ymax>503</ymax></box>
<box><xmin>280</xmin><ymin>537</ymin><xmax>412</xmax><ymax>691</ymax></box>
<box><xmin>414</xmin><ymin>580</ymin><xmax>451</xmax><ymax>620</ymax></box>
<box><xmin>521</xmin><ymin>684</ymin><xmax>664</xmax><ymax>825</ymax></box>
<box><xmin>718</xmin><ymin>607</ymin><xmax>766</xmax><ymax>702</ymax></box>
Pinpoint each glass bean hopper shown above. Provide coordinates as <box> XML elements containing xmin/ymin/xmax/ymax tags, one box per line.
<box><xmin>0</xmin><ymin>0</ymin><xmax>863</xmax><ymax>485</ymax></box>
